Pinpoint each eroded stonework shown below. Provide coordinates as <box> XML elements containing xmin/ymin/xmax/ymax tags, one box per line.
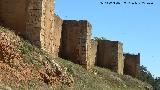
<box><xmin>53</xmin><ymin>15</ymin><xmax>63</xmax><ymax>58</ymax></box>
<box><xmin>89</xmin><ymin>40</ymin><xmax>98</xmax><ymax>68</ymax></box>
<box><xmin>96</xmin><ymin>40</ymin><xmax>124</xmax><ymax>74</ymax></box>
<box><xmin>60</xmin><ymin>20</ymin><xmax>93</xmax><ymax>70</ymax></box>
<box><xmin>0</xmin><ymin>0</ymin><xmax>141</xmax><ymax>74</ymax></box>
<box><xmin>0</xmin><ymin>0</ymin><xmax>62</xmax><ymax>58</ymax></box>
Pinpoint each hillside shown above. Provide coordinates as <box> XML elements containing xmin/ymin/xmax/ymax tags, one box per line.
<box><xmin>0</xmin><ymin>26</ymin><xmax>153</xmax><ymax>90</ymax></box>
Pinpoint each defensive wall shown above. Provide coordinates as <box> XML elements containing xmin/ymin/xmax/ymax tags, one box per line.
<box><xmin>0</xmin><ymin>0</ymin><xmax>62</xmax><ymax>58</ymax></box>
<box><xmin>0</xmin><ymin>0</ymin><xmax>141</xmax><ymax>76</ymax></box>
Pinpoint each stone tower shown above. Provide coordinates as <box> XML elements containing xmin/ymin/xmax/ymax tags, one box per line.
<box><xmin>96</xmin><ymin>40</ymin><xmax>124</xmax><ymax>75</ymax></box>
<box><xmin>60</xmin><ymin>20</ymin><xmax>94</xmax><ymax>70</ymax></box>
<box><xmin>123</xmin><ymin>53</ymin><xmax>140</xmax><ymax>77</ymax></box>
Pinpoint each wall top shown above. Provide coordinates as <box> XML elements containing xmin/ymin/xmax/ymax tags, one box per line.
<box><xmin>63</xmin><ymin>20</ymin><xmax>92</xmax><ymax>27</ymax></box>
<box><xmin>97</xmin><ymin>40</ymin><xmax>123</xmax><ymax>45</ymax></box>
<box><xmin>123</xmin><ymin>53</ymin><xmax>140</xmax><ymax>56</ymax></box>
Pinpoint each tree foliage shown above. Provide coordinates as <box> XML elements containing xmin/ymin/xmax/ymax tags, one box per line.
<box><xmin>137</xmin><ymin>65</ymin><xmax>160</xmax><ymax>90</ymax></box>
<box><xmin>154</xmin><ymin>77</ymin><xmax>160</xmax><ymax>90</ymax></box>
<box><xmin>94</xmin><ymin>37</ymin><xmax>106</xmax><ymax>41</ymax></box>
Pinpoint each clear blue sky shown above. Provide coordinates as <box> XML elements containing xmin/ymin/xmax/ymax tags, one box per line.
<box><xmin>55</xmin><ymin>0</ymin><xmax>160</xmax><ymax>77</ymax></box>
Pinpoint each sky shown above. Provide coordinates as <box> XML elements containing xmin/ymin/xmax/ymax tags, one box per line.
<box><xmin>55</xmin><ymin>0</ymin><xmax>160</xmax><ymax>77</ymax></box>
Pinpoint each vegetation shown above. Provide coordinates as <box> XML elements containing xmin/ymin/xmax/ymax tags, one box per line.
<box><xmin>0</xmin><ymin>26</ymin><xmax>73</xmax><ymax>89</ymax></box>
<box><xmin>94</xmin><ymin>36</ymin><xmax>160</xmax><ymax>90</ymax></box>
<box><xmin>0</xmin><ymin>26</ymin><xmax>153</xmax><ymax>90</ymax></box>
<box><xmin>94</xmin><ymin>37</ymin><xmax>107</xmax><ymax>41</ymax></box>
<box><xmin>137</xmin><ymin>65</ymin><xmax>160</xmax><ymax>90</ymax></box>
<box><xmin>55</xmin><ymin>58</ymin><xmax>153</xmax><ymax>90</ymax></box>
<box><xmin>154</xmin><ymin>77</ymin><xmax>160</xmax><ymax>90</ymax></box>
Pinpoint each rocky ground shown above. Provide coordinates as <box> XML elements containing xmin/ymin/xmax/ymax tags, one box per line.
<box><xmin>0</xmin><ymin>26</ymin><xmax>73</xmax><ymax>89</ymax></box>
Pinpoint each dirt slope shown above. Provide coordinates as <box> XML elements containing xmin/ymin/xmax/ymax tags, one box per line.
<box><xmin>0</xmin><ymin>26</ymin><xmax>73</xmax><ymax>89</ymax></box>
<box><xmin>0</xmin><ymin>26</ymin><xmax>152</xmax><ymax>90</ymax></box>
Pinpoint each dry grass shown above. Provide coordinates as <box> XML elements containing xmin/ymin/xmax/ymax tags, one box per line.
<box><xmin>0</xmin><ymin>26</ymin><xmax>153</xmax><ymax>90</ymax></box>
<box><xmin>56</xmin><ymin>58</ymin><xmax>153</xmax><ymax>90</ymax></box>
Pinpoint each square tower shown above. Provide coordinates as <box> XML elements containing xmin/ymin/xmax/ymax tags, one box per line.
<box><xmin>96</xmin><ymin>40</ymin><xmax>124</xmax><ymax>74</ymax></box>
<box><xmin>60</xmin><ymin>20</ymin><xmax>93</xmax><ymax>70</ymax></box>
<box><xmin>123</xmin><ymin>53</ymin><xmax>140</xmax><ymax>77</ymax></box>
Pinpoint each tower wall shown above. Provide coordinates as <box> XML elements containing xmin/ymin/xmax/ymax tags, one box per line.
<box><xmin>96</xmin><ymin>40</ymin><xmax>124</xmax><ymax>74</ymax></box>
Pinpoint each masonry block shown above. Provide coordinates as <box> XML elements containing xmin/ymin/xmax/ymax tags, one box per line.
<box><xmin>60</xmin><ymin>20</ymin><xmax>93</xmax><ymax>70</ymax></box>
<box><xmin>96</xmin><ymin>40</ymin><xmax>124</xmax><ymax>74</ymax></box>
<box><xmin>123</xmin><ymin>53</ymin><xmax>140</xmax><ymax>77</ymax></box>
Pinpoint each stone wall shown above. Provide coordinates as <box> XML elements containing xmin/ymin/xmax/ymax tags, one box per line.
<box><xmin>60</xmin><ymin>20</ymin><xmax>93</xmax><ymax>70</ymax></box>
<box><xmin>89</xmin><ymin>39</ymin><xmax>98</xmax><ymax>68</ymax></box>
<box><xmin>96</xmin><ymin>40</ymin><xmax>124</xmax><ymax>74</ymax></box>
<box><xmin>53</xmin><ymin>15</ymin><xmax>63</xmax><ymax>58</ymax></box>
<box><xmin>0</xmin><ymin>0</ymin><xmax>141</xmax><ymax>74</ymax></box>
<box><xmin>0</xmin><ymin>0</ymin><xmax>27</xmax><ymax>36</ymax></box>
<box><xmin>0</xmin><ymin>0</ymin><xmax>62</xmax><ymax>58</ymax></box>
<box><xmin>123</xmin><ymin>53</ymin><xmax>140</xmax><ymax>77</ymax></box>
<box><xmin>117</xmin><ymin>43</ymin><xmax>124</xmax><ymax>75</ymax></box>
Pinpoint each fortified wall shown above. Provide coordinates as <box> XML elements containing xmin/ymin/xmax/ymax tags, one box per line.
<box><xmin>60</xmin><ymin>20</ymin><xmax>93</xmax><ymax>70</ymax></box>
<box><xmin>0</xmin><ymin>0</ymin><xmax>62</xmax><ymax>58</ymax></box>
<box><xmin>96</xmin><ymin>40</ymin><xmax>124</xmax><ymax>75</ymax></box>
<box><xmin>0</xmin><ymin>0</ymin><xmax>141</xmax><ymax>76</ymax></box>
<box><xmin>123</xmin><ymin>53</ymin><xmax>140</xmax><ymax>77</ymax></box>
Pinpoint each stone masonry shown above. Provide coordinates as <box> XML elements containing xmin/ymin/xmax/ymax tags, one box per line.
<box><xmin>26</xmin><ymin>0</ymin><xmax>55</xmax><ymax>56</ymax></box>
<box><xmin>0</xmin><ymin>0</ymin><xmax>27</xmax><ymax>36</ymax></box>
<box><xmin>123</xmin><ymin>53</ymin><xmax>140</xmax><ymax>77</ymax></box>
<box><xmin>53</xmin><ymin>14</ymin><xmax>63</xmax><ymax>58</ymax></box>
<box><xmin>96</xmin><ymin>40</ymin><xmax>124</xmax><ymax>75</ymax></box>
<box><xmin>60</xmin><ymin>20</ymin><xmax>93</xmax><ymax>70</ymax></box>
<box><xmin>0</xmin><ymin>0</ymin><xmax>141</xmax><ymax>74</ymax></box>
<box><xmin>89</xmin><ymin>39</ymin><xmax>98</xmax><ymax>68</ymax></box>
<box><xmin>0</xmin><ymin>0</ymin><xmax>62</xmax><ymax>58</ymax></box>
